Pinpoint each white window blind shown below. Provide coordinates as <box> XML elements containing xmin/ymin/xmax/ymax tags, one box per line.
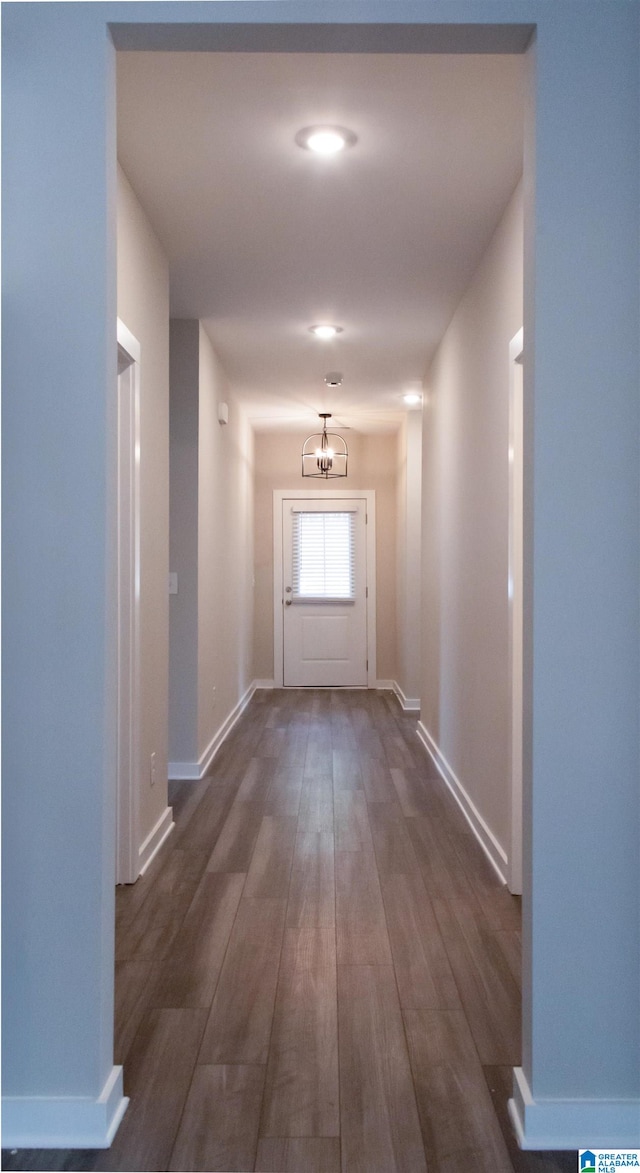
<box><xmin>291</xmin><ymin>511</ymin><xmax>356</xmax><ymax>600</ymax></box>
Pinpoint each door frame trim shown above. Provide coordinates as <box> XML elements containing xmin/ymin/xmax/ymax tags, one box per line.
<box><xmin>508</xmin><ymin>328</ymin><xmax>524</xmax><ymax>895</ymax></box>
<box><xmin>273</xmin><ymin>488</ymin><xmax>377</xmax><ymax>688</ymax></box>
<box><xmin>116</xmin><ymin>319</ymin><xmax>141</xmax><ymax>885</ymax></box>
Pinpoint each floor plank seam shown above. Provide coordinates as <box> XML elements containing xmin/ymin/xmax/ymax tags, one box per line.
<box><xmin>331</xmin><ymin>763</ymin><xmax>342</xmax><ymax>1173</ymax></box>
<box><xmin>254</xmin><ymin>785</ymin><xmax>303</xmax><ymax>1153</ymax></box>
<box><xmin>165</xmin><ymin>1043</ymin><xmax>202</xmax><ymax>1173</ymax></box>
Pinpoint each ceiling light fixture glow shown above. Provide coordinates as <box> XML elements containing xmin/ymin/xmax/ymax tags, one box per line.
<box><xmin>309</xmin><ymin>324</ymin><xmax>343</xmax><ymax>340</ymax></box>
<box><xmin>295</xmin><ymin>125</ymin><xmax>358</xmax><ymax>155</ymax></box>
<box><xmin>403</xmin><ymin>393</ymin><xmax>422</xmax><ymax>406</ymax></box>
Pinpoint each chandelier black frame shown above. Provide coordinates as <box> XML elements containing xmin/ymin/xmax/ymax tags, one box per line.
<box><xmin>301</xmin><ymin>413</ymin><xmax>348</xmax><ymax>479</ymax></box>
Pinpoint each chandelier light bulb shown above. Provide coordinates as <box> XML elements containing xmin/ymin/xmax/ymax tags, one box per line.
<box><xmin>316</xmin><ymin>446</ymin><xmax>334</xmax><ymax>474</ymax></box>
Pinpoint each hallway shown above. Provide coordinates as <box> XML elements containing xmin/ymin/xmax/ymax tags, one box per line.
<box><xmin>4</xmin><ymin>690</ymin><xmax>573</xmax><ymax>1173</ymax></box>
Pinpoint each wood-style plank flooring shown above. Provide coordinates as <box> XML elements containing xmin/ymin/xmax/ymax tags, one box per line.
<box><xmin>2</xmin><ymin>690</ymin><xmax>575</xmax><ymax>1173</ymax></box>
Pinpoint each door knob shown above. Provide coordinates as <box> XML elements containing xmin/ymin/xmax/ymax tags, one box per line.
<box><xmin>285</xmin><ymin>599</ymin><xmax>292</xmax><ymax>606</ymax></box>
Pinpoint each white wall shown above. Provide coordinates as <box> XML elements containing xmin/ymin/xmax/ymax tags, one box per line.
<box><xmin>421</xmin><ymin>180</ymin><xmax>523</xmax><ymax>853</ymax></box>
<box><xmin>522</xmin><ymin>13</ymin><xmax>639</xmax><ymax>1131</ymax></box>
<box><xmin>169</xmin><ymin>320</ymin><xmax>200</xmax><ymax>763</ymax></box>
<box><xmin>117</xmin><ymin>165</ymin><xmax>171</xmax><ymax>849</ymax></box>
<box><xmin>197</xmin><ymin>326</ymin><xmax>254</xmax><ymax>760</ymax></box>
<box><xmin>253</xmin><ymin>429</ymin><xmax>398</xmax><ymax>683</ymax></box>
<box><xmin>3</xmin><ymin>2</ymin><xmax>638</xmax><ymax>1152</ymax></box>
<box><xmin>169</xmin><ymin>322</ymin><xmax>254</xmax><ymax>776</ymax></box>
<box><xmin>2</xmin><ymin>11</ymin><xmax>120</xmax><ymax>1135</ymax></box>
<box><xmin>395</xmin><ymin>412</ymin><xmax>423</xmax><ymax>708</ymax></box>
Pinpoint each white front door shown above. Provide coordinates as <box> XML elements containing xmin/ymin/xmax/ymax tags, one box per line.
<box><xmin>282</xmin><ymin>497</ymin><xmax>368</xmax><ymax>686</ymax></box>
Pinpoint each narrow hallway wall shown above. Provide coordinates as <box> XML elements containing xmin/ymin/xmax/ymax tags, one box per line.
<box><xmin>197</xmin><ymin>326</ymin><xmax>255</xmax><ymax>762</ymax></box>
<box><xmin>395</xmin><ymin>413</ymin><xmax>423</xmax><ymax>709</ymax></box>
<box><xmin>169</xmin><ymin>323</ymin><xmax>255</xmax><ymax>778</ymax></box>
<box><xmin>420</xmin><ymin>180</ymin><xmax>523</xmax><ymax>861</ymax></box>
<box><xmin>117</xmin><ymin>164</ymin><xmax>171</xmax><ymax>851</ymax></box>
<box><xmin>169</xmin><ymin>321</ymin><xmax>199</xmax><ymax>765</ymax></box>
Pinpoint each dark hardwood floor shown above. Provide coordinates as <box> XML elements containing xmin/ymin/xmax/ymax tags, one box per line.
<box><xmin>2</xmin><ymin>689</ymin><xmax>575</xmax><ymax>1173</ymax></box>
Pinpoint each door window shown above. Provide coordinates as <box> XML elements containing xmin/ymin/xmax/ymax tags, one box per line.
<box><xmin>291</xmin><ymin>510</ymin><xmax>356</xmax><ymax>601</ymax></box>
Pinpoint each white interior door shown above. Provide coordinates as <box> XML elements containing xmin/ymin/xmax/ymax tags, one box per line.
<box><xmin>282</xmin><ymin>498</ymin><xmax>368</xmax><ymax>686</ymax></box>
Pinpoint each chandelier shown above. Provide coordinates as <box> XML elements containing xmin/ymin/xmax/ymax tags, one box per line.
<box><xmin>301</xmin><ymin>413</ymin><xmax>348</xmax><ymax>479</ymax></box>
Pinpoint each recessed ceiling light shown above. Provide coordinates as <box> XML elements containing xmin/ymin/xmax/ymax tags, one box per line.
<box><xmin>309</xmin><ymin>325</ymin><xmax>343</xmax><ymax>340</ymax></box>
<box><xmin>295</xmin><ymin>126</ymin><xmax>358</xmax><ymax>155</ymax></box>
<box><xmin>403</xmin><ymin>393</ymin><xmax>422</xmax><ymax>406</ymax></box>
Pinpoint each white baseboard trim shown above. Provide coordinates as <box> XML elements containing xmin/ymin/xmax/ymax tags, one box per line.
<box><xmin>416</xmin><ymin>720</ymin><xmax>508</xmax><ymax>884</ymax></box>
<box><xmin>2</xmin><ymin>1065</ymin><xmax>128</xmax><ymax>1149</ymax></box>
<box><xmin>138</xmin><ymin>806</ymin><xmax>174</xmax><ymax>876</ymax></box>
<box><xmin>170</xmin><ymin>682</ymin><xmax>257</xmax><ymax>782</ymax></box>
<box><xmin>199</xmin><ymin>682</ymin><xmax>256</xmax><ymax>777</ymax></box>
<box><xmin>391</xmin><ymin>680</ymin><xmax>420</xmax><ymax>712</ymax></box>
<box><xmin>509</xmin><ymin>1066</ymin><xmax>640</xmax><ymax>1149</ymax></box>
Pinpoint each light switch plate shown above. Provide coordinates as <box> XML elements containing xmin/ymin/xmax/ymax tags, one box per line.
<box><xmin>168</xmin><ymin>572</ymin><xmax>178</xmax><ymax>595</ymax></box>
